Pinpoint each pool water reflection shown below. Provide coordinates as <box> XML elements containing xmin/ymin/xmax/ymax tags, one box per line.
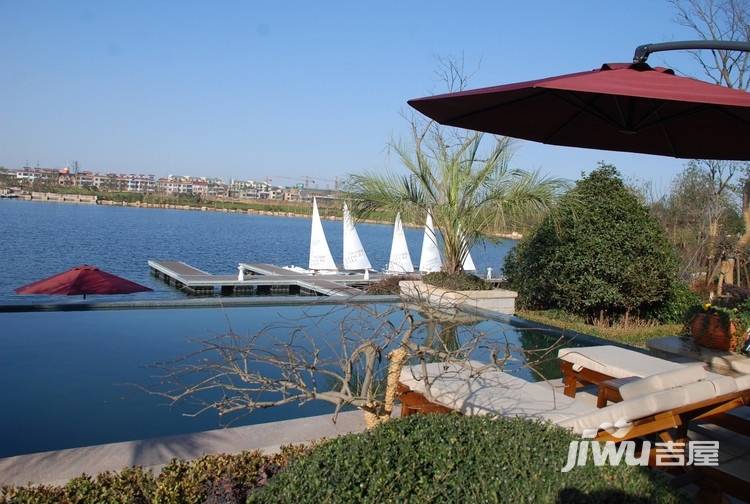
<box><xmin>0</xmin><ymin>303</ymin><xmax>582</xmax><ymax>457</ymax></box>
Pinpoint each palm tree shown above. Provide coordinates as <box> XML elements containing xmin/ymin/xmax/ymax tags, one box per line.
<box><xmin>348</xmin><ymin>130</ymin><xmax>566</xmax><ymax>273</ymax></box>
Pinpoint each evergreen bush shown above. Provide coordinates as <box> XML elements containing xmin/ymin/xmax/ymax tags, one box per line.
<box><xmin>504</xmin><ymin>164</ymin><xmax>682</xmax><ymax>323</ymax></box>
<box><xmin>249</xmin><ymin>414</ymin><xmax>684</xmax><ymax>503</ymax></box>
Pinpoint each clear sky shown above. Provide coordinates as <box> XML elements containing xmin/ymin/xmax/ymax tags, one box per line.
<box><xmin>0</xmin><ymin>1</ymin><xmax>708</xmax><ymax>190</ymax></box>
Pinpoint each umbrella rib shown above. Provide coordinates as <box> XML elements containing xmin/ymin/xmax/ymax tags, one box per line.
<box><xmin>636</xmin><ymin>104</ymin><xmax>711</xmax><ymax>131</ymax></box>
<box><xmin>613</xmin><ymin>95</ymin><xmax>629</xmax><ymax>130</ymax></box>
<box><xmin>443</xmin><ymin>90</ymin><xmax>548</xmax><ymax>124</ymax></box>
<box><xmin>630</xmin><ymin>101</ymin><xmax>669</xmax><ymax>131</ymax></box>
<box><xmin>714</xmin><ymin>105</ymin><xmax>750</xmax><ymax>129</ymax></box>
<box><xmin>541</xmin><ymin>108</ymin><xmax>585</xmax><ymax>144</ymax></box>
<box><xmin>654</xmin><ymin>113</ymin><xmax>678</xmax><ymax>158</ymax></box>
<box><xmin>547</xmin><ymin>90</ymin><xmax>627</xmax><ymax>130</ymax></box>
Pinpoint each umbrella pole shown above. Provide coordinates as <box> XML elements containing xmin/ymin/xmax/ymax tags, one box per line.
<box><xmin>634</xmin><ymin>40</ymin><xmax>750</xmax><ymax>63</ymax></box>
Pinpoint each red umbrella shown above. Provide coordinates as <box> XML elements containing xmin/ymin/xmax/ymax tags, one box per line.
<box><xmin>408</xmin><ymin>61</ymin><xmax>750</xmax><ymax>160</ymax></box>
<box><xmin>15</xmin><ymin>265</ymin><xmax>153</xmax><ymax>299</ymax></box>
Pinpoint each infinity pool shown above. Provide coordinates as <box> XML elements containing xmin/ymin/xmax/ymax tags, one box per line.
<box><xmin>0</xmin><ymin>303</ymin><xmax>581</xmax><ymax>457</ymax></box>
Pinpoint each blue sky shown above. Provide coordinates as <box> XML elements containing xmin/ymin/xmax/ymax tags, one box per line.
<box><xmin>0</xmin><ymin>1</ymin><xmax>707</xmax><ymax>191</ymax></box>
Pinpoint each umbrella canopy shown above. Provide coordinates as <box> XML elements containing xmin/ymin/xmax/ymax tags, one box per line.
<box><xmin>408</xmin><ymin>62</ymin><xmax>750</xmax><ymax>160</ymax></box>
<box><xmin>15</xmin><ymin>265</ymin><xmax>152</xmax><ymax>297</ymax></box>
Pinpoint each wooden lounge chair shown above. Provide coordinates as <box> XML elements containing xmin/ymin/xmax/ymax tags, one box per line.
<box><xmin>398</xmin><ymin>360</ymin><xmax>750</xmax><ymax>443</ymax></box>
<box><xmin>398</xmin><ymin>361</ymin><xmax>750</xmax><ymax>501</ymax></box>
<box><xmin>558</xmin><ymin>345</ymin><xmax>685</xmax><ymax>398</ymax></box>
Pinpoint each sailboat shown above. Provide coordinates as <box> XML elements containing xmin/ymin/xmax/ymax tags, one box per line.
<box><xmin>419</xmin><ymin>211</ymin><xmax>442</xmax><ymax>273</ymax></box>
<box><xmin>307</xmin><ymin>197</ymin><xmax>337</xmax><ymax>272</ymax></box>
<box><xmin>459</xmin><ymin>228</ymin><xmax>476</xmax><ymax>272</ymax></box>
<box><xmin>462</xmin><ymin>245</ymin><xmax>476</xmax><ymax>271</ymax></box>
<box><xmin>386</xmin><ymin>213</ymin><xmax>414</xmax><ymax>273</ymax></box>
<box><xmin>344</xmin><ymin>203</ymin><xmax>372</xmax><ymax>279</ymax></box>
<box><xmin>342</xmin><ymin>202</ymin><xmax>372</xmax><ymax>275</ymax></box>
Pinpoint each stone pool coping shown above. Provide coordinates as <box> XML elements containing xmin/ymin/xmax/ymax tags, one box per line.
<box><xmin>0</xmin><ymin>410</ymin><xmax>371</xmax><ymax>487</ymax></box>
<box><xmin>0</xmin><ymin>294</ymin><xmax>400</xmax><ymax>313</ymax></box>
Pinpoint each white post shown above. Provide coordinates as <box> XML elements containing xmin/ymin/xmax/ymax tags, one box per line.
<box><xmin>364</xmin><ymin>269</ymin><xmax>370</xmax><ymax>281</ymax></box>
<box><xmin>486</xmin><ymin>267</ymin><xmax>493</xmax><ymax>280</ymax></box>
<box><xmin>237</xmin><ymin>266</ymin><xmax>245</xmax><ymax>281</ymax></box>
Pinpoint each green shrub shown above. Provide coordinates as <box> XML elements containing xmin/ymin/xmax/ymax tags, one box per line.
<box><xmin>366</xmin><ymin>274</ymin><xmax>420</xmax><ymax>295</ymax></box>
<box><xmin>504</xmin><ymin>164</ymin><xmax>681</xmax><ymax>323</ymax></box>
<box><xmin>0</xmin><ymin>446</ymin><xmax>308</xmax><ymax>504</ymax></box>
<box><xmin>646</xmin><ymin>280</ymin><xmax>701</xmax><ymax>324</ymax></box>
<box><xmin>249</xmin><ymin>414</ymin><xmax>685</xmax><ymax>503</ymax></box>
<box><xmin>422</xmin><ymin>271</ymin><xmax>491</xmax><ymax>291</ymax></box>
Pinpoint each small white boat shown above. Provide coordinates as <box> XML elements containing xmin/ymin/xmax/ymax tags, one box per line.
<box><xmin>461</xmin><ymin>233</ymin><xmax>476</xmax><ymax>272</ymax></box>
<box><xmin>386</xmin><ymin>212</ymin><xmax>414</xmax><ymax>274</ymax></box>
<box><xmin>343</xmin><ymin>202</ymin><xmax>372</xmax><ymax>275</ymax></box>
<box><xmin>419</xmin><ymin>211</ymin><xmax>442</xmax><ymax>273</ymax></box>
<box><xmin>308</xmin><ymin>197</ymin><xmax>338</xmax><ymax>273</ymax></box>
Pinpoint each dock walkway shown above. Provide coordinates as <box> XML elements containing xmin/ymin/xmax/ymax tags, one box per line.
<box><xmin>149</xmin><ymin>260</ymin><xmax>377</xmax><ymax>297</ymax></box>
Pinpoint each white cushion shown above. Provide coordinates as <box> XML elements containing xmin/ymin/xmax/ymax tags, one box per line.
<box><xmin>558</xmin><ymin>345</ymin><xmax>683</xmax><ymax>379</ymax></box>
<box><xmin>618</xmin><ymin>364</ymin><xmax>707</xmax><ymax>400</ymax></box>
<box><xmin>559</xmin><ymin>380</ymin><xmax>717</xmax><ymax>436</ymax></box>
<box><xmin>400</xmin><ymin>361</ymin><xmax>729</xmax><ymax>438</ymax></box>
<box><xmin>734</xmin><ymin>373</ymin><xmax>750</xmax><ymax>391</ymax></box>
<box><xmin>706</xmin><ymin>372</ymin><xmax>739</xmax><ymax>396</ymax></box>
<box><xmin>400</xmin><ymin>361</ymin><xmax>594</xmax><ymax>423</ymax></box>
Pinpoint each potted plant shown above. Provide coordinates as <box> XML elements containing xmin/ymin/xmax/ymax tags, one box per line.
<box><xmin>686</xmin><ymin>303</ymin><xmax>750</xmax><ymax>352</ymax></box>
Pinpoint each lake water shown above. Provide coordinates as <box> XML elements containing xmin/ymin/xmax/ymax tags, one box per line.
<box><xmin>0</xmin><ymin>200</ymin><xmax>515</xmax><ymax>304</ymax></box>
<box><xmin>0</xmin><ymin>304</ymin><xmax>579</xmax><ymax>457</ymax></box>
<box><xmin>0</xmin><ymin>199</ymin><xmax>538</xmax><ymax>457</ymax></box>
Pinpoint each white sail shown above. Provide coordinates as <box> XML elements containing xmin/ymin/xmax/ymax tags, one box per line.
<box><xmin>308</xmin><ymin>198</ymin><xmax>337</xmax><ymax>271</ymax></box>
<box><xmin>419</xmin><ymin>211</ymin><xmax>442</xmax><ymax>272</ymax></box>
<box><xmin>462</xmin><ymin>247</ymin><xmax>476</xmax><ymax>271</ymax></box>
<box><xmin>386</xmin><ymin>213</ymin><xmax>414</xmax><ymax>273</ymax></box>
<box><xmin>460</xmin><ymin>229</ymin><xmax>476</xmax><ymax>271</ymax></box>
<box><xmin>342</xmin><ymin>203</ymin><xmax>372</xmax><ymax>270</ymax></box>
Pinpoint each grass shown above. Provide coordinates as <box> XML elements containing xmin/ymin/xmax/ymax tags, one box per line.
<box><xmin>518</xmin><ymin>309</ymin><xmax>683</xmax><ymax>347</ymax></box>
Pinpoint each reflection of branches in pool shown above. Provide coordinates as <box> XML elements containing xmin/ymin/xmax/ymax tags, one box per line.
<box><xmin>143</xmin><ymin>301</ymin><xmax>567</xmax><ymax>425</ymax></box>
<box><xmin>517</xmin><ymin>329</ymin><xmax>570</xmax><ymax>382</ymax></box>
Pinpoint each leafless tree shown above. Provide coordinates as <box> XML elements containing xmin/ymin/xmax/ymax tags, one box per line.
<box><xmin>671</xmin><ymin>0</ymin><xmax>750</xmax><ymax>88</ymax></box>
<box><xmin>669</xmin><ymin>0</ymin><xmax>750</xmax><ymax>292</ymax></box>
<box><xmin>145</xmin><ymin>297</ymin><xmax>567</xmax><ymax>427</ymax></box>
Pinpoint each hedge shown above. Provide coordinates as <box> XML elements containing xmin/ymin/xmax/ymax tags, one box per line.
<box><xmin>2</xmin><ymin>415</ymin><xmax>686</xmax><ymax>503</ymax></box>
<box><xmin>0</xmin><ymin>447</ymin><xmax>308</xmax><ymax>504</ymax></box>
<box><xmin>250</xmin><ymin>414</ymin><xmax>686</xmax><ymax>503</ymax></box>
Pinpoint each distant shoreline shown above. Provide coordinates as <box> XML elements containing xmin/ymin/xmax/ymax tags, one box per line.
<box><xmin>2</xmin><ymin>192</ymin><xmax>523</xmax><ymax>240</ymax></box>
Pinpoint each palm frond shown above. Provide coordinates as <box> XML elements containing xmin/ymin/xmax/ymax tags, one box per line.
<box><xmin>346</xmin><ymin>129</ymin><xmax>567</xmax><ymax>272</ymax></box>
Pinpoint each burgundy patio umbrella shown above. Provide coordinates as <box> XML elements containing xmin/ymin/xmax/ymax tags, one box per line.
<box><xmin>15</xmin><ymin>265</ymin><xmax>153</xmax><ymax>299</ymax></box>
<box><xmin>408</xmin><ymin>42</ymin><xmax>750</xmax><ymax>161</ymax></box>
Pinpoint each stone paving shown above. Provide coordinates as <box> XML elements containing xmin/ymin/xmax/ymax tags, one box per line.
<box><xmin>0</xmin><ymin>410</ymin><xmax>366</xmax><ymax>486</ymax></box>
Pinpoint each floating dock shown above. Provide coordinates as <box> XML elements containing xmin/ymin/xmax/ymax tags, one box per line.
<box><xmin>148</xmin><ymin>260</ymin><xmax>381</xmax><ymax>297</ymax></box>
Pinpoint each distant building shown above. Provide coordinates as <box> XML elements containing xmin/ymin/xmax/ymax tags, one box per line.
<box><xmin>159</xmin><ymin>176</ymin><xmax>194</xmax><ymax>195</ymax></box>
<box><xmin>123</xmin><ymin>174</ymin><xmax>156</xmax><ymax>193</ymax></box>
<box><xmin>283</xmin><ymin>187</ymin><xmax>341</xmax><ymax>203</ymax></box>
<box><xmin>228</xmin><ymin>179</ymin><xmax>283</xmax><ymax>200</ymax></box>
<box><xmin>5</xmin><ymin>164</ymin><xmax>343</xmax><ymax>202</ymax></box>
<box><xmin>14</xmin><ymin>167</ymin><xmax>60</xmax><ymax>184</ymax></box>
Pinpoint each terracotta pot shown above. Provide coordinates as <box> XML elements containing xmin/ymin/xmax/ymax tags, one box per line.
<box><xmin>690</xmin><ymin>313</ymin><xmax>736</xmax><ymax>351</ymax></box>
